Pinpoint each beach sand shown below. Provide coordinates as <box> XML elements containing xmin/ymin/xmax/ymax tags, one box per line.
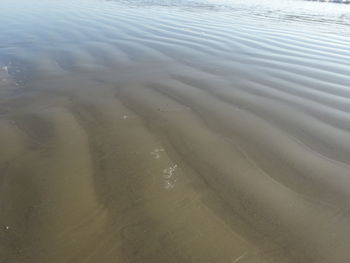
<box><xmin>1</xmin><ymin>0</ymin><xmax>350</xmax><ymax>262</ymax></box>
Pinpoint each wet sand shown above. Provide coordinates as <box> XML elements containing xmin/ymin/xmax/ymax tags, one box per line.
<box><xmin>1</xmin><ymin>0</ymin><xmax>350</xmax><ymax>262</ymax></box>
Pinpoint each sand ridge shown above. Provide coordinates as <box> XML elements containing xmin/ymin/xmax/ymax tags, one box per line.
<box><xmin>1</xmin><ymin>0</ymin><xmax>350</xmax><ymax>262</ymax></box>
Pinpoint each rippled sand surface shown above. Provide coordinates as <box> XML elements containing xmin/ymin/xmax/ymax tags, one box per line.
<box><xmin>1</xmin><ymin>0</ymin><xmax>350</xmax><ymax>262</ymax></box>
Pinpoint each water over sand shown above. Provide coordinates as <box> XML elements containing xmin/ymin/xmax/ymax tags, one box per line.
<box><xmin>1</xmin><ymin>0</ymin><xmax>350</xmax><ymax>262</ymax></box>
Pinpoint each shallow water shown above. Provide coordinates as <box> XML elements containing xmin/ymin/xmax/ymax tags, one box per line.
<box><xmin>1</xmin><ymin>0</ymin><xmax>350</xmax><ymax>262</ymax></box>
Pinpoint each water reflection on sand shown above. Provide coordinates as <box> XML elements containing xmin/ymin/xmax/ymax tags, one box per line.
<box><xmin>1</xmin><ymin>0</ymin><xmax>350</xmax><ymax>262</ymax></box>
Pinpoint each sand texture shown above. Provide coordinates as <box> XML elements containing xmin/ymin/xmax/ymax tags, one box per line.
<box><xmin>1</xmin><ymin>0</ymin><xmax>350</xmax><ymax>262</ymax></box>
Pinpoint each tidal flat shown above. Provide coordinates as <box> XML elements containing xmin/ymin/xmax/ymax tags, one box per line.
<box><xmin>1</xmin><ymin>0</ymin><xmax>350</xmax><ymax>262</ymax></box>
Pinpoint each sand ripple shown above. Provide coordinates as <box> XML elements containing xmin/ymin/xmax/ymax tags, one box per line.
<box><xmin>1</xmin><ymin>0</ymin><xmax>350</xmax><ymax>262</ymax></box>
